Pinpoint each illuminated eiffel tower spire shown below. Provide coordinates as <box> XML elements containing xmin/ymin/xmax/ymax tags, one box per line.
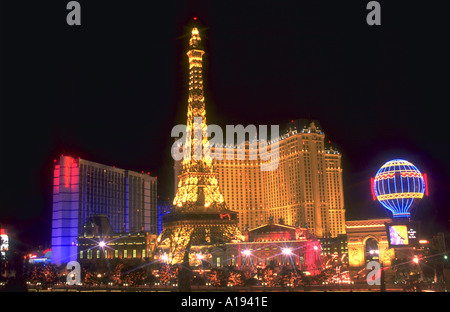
<box><xmin>157</xmin><ymin>24</ymin><xmax>242</xmax><ymax>265</ymax></box>
<box><xmin>172</xmin><ymin>26</ymin><xmax>226</xmax><ymax>211</ymax></box>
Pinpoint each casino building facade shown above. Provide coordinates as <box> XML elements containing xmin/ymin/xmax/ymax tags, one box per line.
<box><xmin>175</xmin><ymin>119</ymin><xmax>346</xmax><ymax>239</ymax></box>
<box><xmin>51</xmin><ymin>156</ymin><xmax>158</xmax><ymax>265</ymax></box>
<box><xmin>226</xmin><ymin>217</ymin><xmax>323</xmax><ymax>275</ymax></box>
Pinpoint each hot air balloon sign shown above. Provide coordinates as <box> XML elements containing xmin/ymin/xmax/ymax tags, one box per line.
<box><xmin>371</xmin><ymin>159</ymin><xmax>428</xmax><ymax>219</ymax></box>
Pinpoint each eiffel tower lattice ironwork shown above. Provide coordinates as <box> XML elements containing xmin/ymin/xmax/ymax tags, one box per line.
<box><xmin>157</xmin><ymin>25</ymin><xmax>242</xmax><ymax>265</ymax></box>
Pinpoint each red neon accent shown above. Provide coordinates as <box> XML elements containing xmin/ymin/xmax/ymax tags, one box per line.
<box><xmin>54</xmin><ymin>164</ymin><xmax>60</xmax><ymax>193</ymax></box>
<box><xmin>148</xmin><ymin>172</ymin><xmax>150</xmax><ymax>175</ymax></box>
<box><xmin>71</xmin><ymin>165</ymin><xmax>79</xmax><ymax>189</ymax></box>
<box><xmin>193</xmin><ymin>17</ymin><xmax>197</xmax><ymax>20</ymax></box>
<box><xmin>370</xmin><ymin>178</ymin><xmax>377</xmax><ymax>201</ymax></box>
<box><xmin>220</xmin><ymin>213</ymin><xmax>231</xmax><ymax>220</ymax></box>
<box><xmin>0</xmin><ymin>229</ymin><xmax>6</xmax><ymax>235</ymax></box>
<box><xmin>63</xmin><ymin>157</ymin><xmax>73</xmax><ymax>188</ymax></box>
<box><xmin>423</xmin><ymin>173</ymin><xmax>429</xmax><ymax>196</ymax></box>
<box><xmin>291</xmin><ymin>120</ymin><xmax>294</xmax><ymax>123</ymax></box>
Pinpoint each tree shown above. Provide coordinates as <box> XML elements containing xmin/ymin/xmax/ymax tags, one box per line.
<box><xmin>29</xmin><ymin>266</ymin><xmax>43</xmax><ymax>284</ymax></box>
<box><xmin>122</xmin><ymin>269</ymin><xmax>145</xmax><ymax>286</ymax></box>
<box><xmin>261</xmin><ymin>265</ymin><xmax>277</xmax><ymax>287</ymax></box>
<box><xmin>159</xmin><ymin>264</ymin><xmax>178</xmax><ymax>286</ymax></box>
<box><xmin>42</xmin><ymin>264</ymin><xmax>58</xmax><ymax>286</ymax></box>
<box><xmin>207</xmin><ymin>268</ymin><xmax>226</xmax><ymax>287</ymax></box>
<box><xmin>227</xmin><ymin>269</ymin><xmax>244</xmax><ymax>287</ymax></box>
<box><xmin>83</xmin><ymin>271</ymin><xmax>96</xmax><ymax>285</ymax></box>
<box><xmin>111</xmin><ymin>262</ymin><xmax>124</xmax><ymax>285</ymax></box>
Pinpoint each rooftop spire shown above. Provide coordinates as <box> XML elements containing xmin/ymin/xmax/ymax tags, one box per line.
<box><xmin>189</xmin><ymin>27</ymin><xmax>202</xmax><ymax>49</ymax></box>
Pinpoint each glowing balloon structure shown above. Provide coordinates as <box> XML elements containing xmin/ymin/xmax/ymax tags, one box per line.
<box><xmin>372</xmin><ymin>159</ymin><xmax>426</xmax><ymax>218</ymax></box>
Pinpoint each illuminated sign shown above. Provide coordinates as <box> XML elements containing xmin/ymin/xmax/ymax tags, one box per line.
<box><xmin>373</xmin><ymin>159</ymin><xmax>426</xmax><ymax>219</ymax></box>
<box><xmin>386</xmin><ymin>222</ymin><xmax>419</xmax><ymax>248</ymax></box>
<box><xmin>389</xmin><ymin>225</ymin><xmax>409</xmax><ymax>246</ymax></box>
<box><xmin>1</xmin><ymin>229</ymin><xmax>8</xmax><ymax>257</ymax></box>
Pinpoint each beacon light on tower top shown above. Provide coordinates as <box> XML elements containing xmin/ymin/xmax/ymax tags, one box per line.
<box><xmin>372</xmin><ymin>159</ymin><xmax>427</xmax><ymax>219</ymax></box>
<box><xmin>189</xmin><ymin>27</ymin><xmax>202</xmax><ymax>48</ymax></box>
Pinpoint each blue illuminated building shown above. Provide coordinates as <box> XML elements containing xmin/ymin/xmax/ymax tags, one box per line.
<box><xmin>157</xmin><ymin>199</ymin><xmax>173</xmax><ymax>234</ymax></box>
<box><xmin>51</xmin><ymin>156</ymin><xmax>157</xmax><ymax>265</ymax></box>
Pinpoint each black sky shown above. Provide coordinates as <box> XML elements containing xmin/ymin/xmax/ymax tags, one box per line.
<box><xmin>1</xmin><ymin>0</ymin><xmax>449</xmax><ymax>247</ymax></box>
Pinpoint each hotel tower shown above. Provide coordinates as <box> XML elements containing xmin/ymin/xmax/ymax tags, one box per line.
<box><xmin>175</xmin><ymin>120</ymin><xmax>345</xmax><ymax>238</ymax></box>
<box><xmin>51</xmin><ymin>156</ymin><xmax>157</xmax><ymax>265</ymax></box>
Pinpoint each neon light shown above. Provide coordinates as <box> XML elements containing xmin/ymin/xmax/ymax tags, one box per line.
<box><xmin>423</xmin><ymin>173</ymin><xmax>429</xmax><ymax>196</ymax></box>
<box><xmin>220</xmin><ymin>213</ymin><xmax>231</xmax><ymax>220</ymax></box>
<box><xmin>63</xmin><ymin>157</ymin><xmax>72</xmax><ymax>187</ymax></box>
<box><xmin>370</xmin><ymin>178</ymin><xmax>376</xmax><ymax>201</ymax></box>
<box><xmin>376</xmin><ymin>192</ymin><xmax>424</xmax><ymax>201</ymax></box>
<box><xmin>373</xmin><ymin>159</ymin><xmax>425</xmax><ymax>218</ymax></box>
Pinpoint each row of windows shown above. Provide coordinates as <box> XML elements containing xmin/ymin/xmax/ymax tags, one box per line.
<box><xmin>79</xmin><ymin>248</ymin><xmax>147</xmax><ymax>259</ymax></box>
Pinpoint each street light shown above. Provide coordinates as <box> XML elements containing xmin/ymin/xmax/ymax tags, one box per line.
<box><xmin>99</xmin><ymin>241</ymin><xmax>106</xmax><ymax>248</ymax></box>
<box><xmin>161</xmin><ymin>254</ymin><xmax>169</xmax><ymax>263</ymax></box>
<box><xmin>282</xmin><ymin>248</ymin><xmax>292</xmax><ymax>256</ymax></box>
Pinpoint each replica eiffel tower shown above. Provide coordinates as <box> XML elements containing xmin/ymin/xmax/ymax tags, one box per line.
<box><xmin>157</xmin><ymin>25</ymin><xmax>242</xmax><ymax>265</ymax></box>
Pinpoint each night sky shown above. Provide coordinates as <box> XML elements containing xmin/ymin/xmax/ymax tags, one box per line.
<box><xmin>1</xmin><ymin>0</ymin><xmax>449</xmax><ymax>248</ymax></box>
